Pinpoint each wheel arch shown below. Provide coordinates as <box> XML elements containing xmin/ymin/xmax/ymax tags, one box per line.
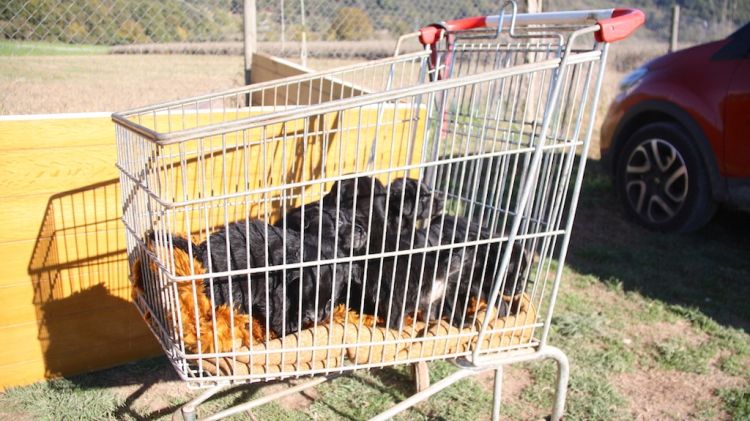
<box><xmin>608</xmin><ymin>100</ymin><xmax>727</xmax><ymax>202</ymax></box>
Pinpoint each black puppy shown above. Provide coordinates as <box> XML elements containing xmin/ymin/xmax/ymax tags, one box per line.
<box><xmin>423</xmin><ymin>215</ymin><xmax>530</xmax><ymax>327</ymax></box>
<box><xmin>162</xmin><ymin>221</ymin><xmax>317</xmax><ymax>337</ymax></box>
<box><xmin>196</xmin><ymin>220</ymin><xmax>296</xmax><ymax>336</ymax></box>
<box><xmin>274</xmin><ymin>204</ymin><xmax>367</xmax><ymax>332</ymax></box>
<box><xmin>276</xmin><ymin>203</ymin><xmax>367</xmax><ymax>255</ymax></box>
<box><xmin>322</xmin><ymin>175</ymin><xmax>444</xmax><ymax>253</ymax></box>
<box><xmin>387</xmin><ymin>177</ymin><xmax>444</xmax><ymax>246</ymax></box>
<box><xmin>322</xmin><ymin>176</ymin><xmax>389</xmax><ymax>253</ymax></box>
<box><xmin>361</xmin><ymin>235</ymin><xmax>466</xmax><ymax>329</ymax></box>
<box><xmin>321</xmin><ymin>175</ymin><xmax>446</xmax><ymax>314</ymax></box>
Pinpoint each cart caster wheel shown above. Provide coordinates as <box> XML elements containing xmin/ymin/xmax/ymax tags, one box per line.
<box><xmin>173</xmin><ymin>407</ymin><xmax>196</xmax><ymax>421</ymax></box>
<box><xmin>412</xmin><ymin>362</ymin><xmax>430</xmax><ymax>392</ymax></box>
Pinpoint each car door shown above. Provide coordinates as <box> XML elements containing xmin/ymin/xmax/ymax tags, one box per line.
<box><xmin>724</xmin><ymin>59</ymin><xmax>750</xmax><ymax>178</ymax></box>
<box><xmin>722</xmin><ymin>23</ymin><xmax>750</xmax><ymax>178</ymax></box>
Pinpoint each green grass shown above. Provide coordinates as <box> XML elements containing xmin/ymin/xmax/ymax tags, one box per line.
<box><xmin>0</xmin><ymin>378</ymin><xmax>122</xmax><ymax>420</ymax></box>
<box><xmin>0</xmin><ymin>40</ymin><xmax>109</xmax><ymax>56</ymax></box>
<box><xmin>653</xmin><ymin>338</ymin><xmax>717</xmax><ymax>374</ymax></box>
<box><xmin>718</xmin><ymin>387</ymin><xmax>750</xmax><ymax>420</ymax></box>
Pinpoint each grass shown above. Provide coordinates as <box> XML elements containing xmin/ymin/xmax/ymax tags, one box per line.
<box><xmin>0</xmin><ymin>377</ymin><xmax>122</xmax><ymax>420</ymax></box>
<box><xmin>0</xmin><ymin>40</ymin><xmax>109</xmax><ymax>56</ymax></box>
<box><xmin>0</xmin><ymin>54</ymin><xmax>244</xmax><ymax>114</ymax></box>
<box><xmin>718</xmin><ymin>387</ymin><xmax>750</xmax><ymax>420</ymax></box>
<box><xmin>653</xmin><ymin>338</ymin><xmax>717</xmax><ymax>374</ymax></box>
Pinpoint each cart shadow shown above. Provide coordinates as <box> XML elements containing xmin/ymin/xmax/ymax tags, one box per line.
<box><xmin>27</xmin><ymin>178</ymin><xmax>161</xmax><ymax>381</ymax></box>
<box><xmin>25</xmin><ymin>114</ymin><xmax>346</xmax><ymax>382</ymax></box>
<box><xmin>565</xmin><ymin>160</ymin><xmax>750</xmax><ymax>332</ymax></box>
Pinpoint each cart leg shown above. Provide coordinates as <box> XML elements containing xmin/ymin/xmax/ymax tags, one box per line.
<box><xmin>412</xmin><ymin>362</ymin><xmax>430</xmax><ymax>393</ymax></box>
<box><xmin>491</xmin><ymin>366</ymin><xmax>503</xmax><ymax>421</ymax></box>
<box><xmin>174</xmin><ymin>383</ymin><xmax>227</xmax><ymax>421</ymax></box>
<box><xmin>179</xmin><ymin>407</ymin><xmax>196</xmax><ymax>421</ymax></box>
<box><xmin>546</xmin><ymin>346</ymin><xmax>569</xmax><ymax>421</ymax></box>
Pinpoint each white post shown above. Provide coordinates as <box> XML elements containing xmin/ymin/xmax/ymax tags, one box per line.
<box><xmin>300</xmin><ymin>0</ymin><xmax>308</xmax><ymax>67</ymax></box>
<box><xmin>280</xmin><ymin>0</ymin><xmax>286</xmax><ymax>52</ymax></box>
<box><xmin>670</xmin><ymin>5</ymin><xmax>680</xmax><ymax>53</ymax></box>
<box><xmin>244</xmin><ymin>0</ymin><xmax>257</xmax><ymax>86</ymax></box>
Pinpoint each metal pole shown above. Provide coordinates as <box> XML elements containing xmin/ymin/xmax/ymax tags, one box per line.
<box><xmin>244</xmin><ymin>0</ymin><xmax>257</xmax><ymax>86</ymax></box>
<box><xmin>670</xmin><ymin>5</ymin><xmax>680</xmax><ymax>53</ymax></box>
<box><xmin>300</xmin><ymin>0</ymin><xmax>308</xmax><ymax>67</ymax></box>
<box><xmin>491</xmin><ymin>366</ymin><xmax>503</xmax><ymax>421</ymax></box>
<box><xmin>280</xmin><ymin>0</ymin><xmax>286</xmax><ymax>52</ymax></box>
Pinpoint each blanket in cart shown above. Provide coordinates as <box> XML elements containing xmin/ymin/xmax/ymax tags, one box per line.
<box><xmin>132</xmin><ymin>235</ymin><xmax>536</xmax><ymax>376</ymax></box>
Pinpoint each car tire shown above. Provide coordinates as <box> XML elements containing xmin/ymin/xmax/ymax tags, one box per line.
<box><xmin>614</xmin><ymin>122</ymin><xmax>717</xmax><ymax>233</ymax></box>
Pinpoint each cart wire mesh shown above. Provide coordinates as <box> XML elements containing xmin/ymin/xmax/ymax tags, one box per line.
<box><xmin>113</xmin><ymin>6</ymin><xmax>630</xmax><ymax>387</ymax></box>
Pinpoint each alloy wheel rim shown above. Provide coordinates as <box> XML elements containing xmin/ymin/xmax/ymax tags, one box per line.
<box><xmin>624</xmin><ymin>138</ymin><xmax>689</xmax><ymax>225</ymax></box>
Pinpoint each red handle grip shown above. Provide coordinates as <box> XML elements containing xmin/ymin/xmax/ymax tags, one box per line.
<box><xmin>595</xmin><ymin>8</ymin><xmax>645</xmax><ymax>42</ymax></box>
<box><xmin>418</xmin><ymin>8</ymin><xmax>645</xmax><ymax>45</ymax></box>
<box><xmin>419</xmin><ymin>16</ymin><xmax>487</xmax><ymax>45</ymax></box>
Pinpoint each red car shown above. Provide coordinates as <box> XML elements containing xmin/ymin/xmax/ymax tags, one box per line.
<box><xmin>600</xmin><ymin>22</ymin><xmax>750</xmax><ymax>232</ymax></box>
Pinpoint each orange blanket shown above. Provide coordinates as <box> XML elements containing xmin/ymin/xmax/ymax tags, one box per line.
<box><xmin>131</xmin><ymin>241</ymin><xmax>536</xmax><ymax>377</ymax></box>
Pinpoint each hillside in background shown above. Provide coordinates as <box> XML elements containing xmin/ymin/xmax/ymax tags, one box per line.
<box><xmin>2</xmin><ymin>0</ymin><xmax>747</xmax><ymax>47</ymax></box>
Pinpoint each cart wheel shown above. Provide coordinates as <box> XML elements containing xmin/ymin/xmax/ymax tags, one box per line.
<box><xmin>412</xmin><ymin>362</ymin><xmax>430</xmax><ymax>392</ymax></box>
<box><xmin>172</xmin><ymin>408</ymin><xmax>194</xmax><ymax>421</ymax></box>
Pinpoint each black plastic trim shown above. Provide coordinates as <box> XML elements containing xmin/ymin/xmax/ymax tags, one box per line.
<box><xmin>712</xmin><ymin>21</ymin><xmax>750</xmax><ymax>60</ymax></box>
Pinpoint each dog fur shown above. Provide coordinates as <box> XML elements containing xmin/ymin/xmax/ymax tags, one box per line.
<box><xmin>423</xmin><ymin>215</ymin><xmax>530</xmax><ymax>327</ymax></box>
<box><xmin>165</xmin><ymin>217</ymin><xmax>355</xmax><ymax>337</ymax></box>
<box><xmin>361</xmin><ymin>236</ymin><xmax>466</xmax><ymax>330</ymax></box>
<box><xmin>131</xmin><ymin>235</ymin><xmax>272</xmax><ymax>354</ymax></box>
<box><xmin>387</xmin><ymin>177</ymin><xmax>444</xmax><ymax>236</ymax></box>
<box><xmin>275</xmin><ymin>203</ymin><xmax>367</xmax><ymax>255</ymax></box>
<box><xmin>321</xmin><ymin>176</ymin><xmax>446</xmax><ymax>315</ymax></box>
<box><xmin>274</xmin><ymin>204</ymin><xmax>367</xmax><ymax>333</ymax></box>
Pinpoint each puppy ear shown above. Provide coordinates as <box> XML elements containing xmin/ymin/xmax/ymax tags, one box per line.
<box><xmin>387</xmin><ymin>178</ymin><xmax>412</xmax><ymax>216</ymax></box>
<box><xmin>372</xmin><ymin>177</ymin><xmax>387</xmax><ymax>194</ymax></box>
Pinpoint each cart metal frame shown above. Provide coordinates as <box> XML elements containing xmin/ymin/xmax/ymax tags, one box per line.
<box><xmin>113</xmin><ymin>3</ymin><xmax>643</xmax><ymax>419</ymax></box>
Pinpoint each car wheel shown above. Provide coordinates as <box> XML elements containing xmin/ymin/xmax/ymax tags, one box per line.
<box><xmin>615</xmin><ymin>122</ymin><xmax>716</xmax><ymax>232</ymax></box>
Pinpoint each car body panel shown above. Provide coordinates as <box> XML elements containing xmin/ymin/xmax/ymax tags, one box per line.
<box><xmin>600</xmin><ymin>22</ymin><xmax>750</xmax><ymax>210</ymax></box>
<box><xmin>724</xmin><ymin>60</ymin><xmax>750</xmax><ymax>178</ymax></box>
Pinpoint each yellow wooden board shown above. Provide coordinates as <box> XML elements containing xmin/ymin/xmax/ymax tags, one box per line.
<box><xmin>0</xmin><ymin>90</ymin><xmax>427</xmax><ymax>388</ymax></box>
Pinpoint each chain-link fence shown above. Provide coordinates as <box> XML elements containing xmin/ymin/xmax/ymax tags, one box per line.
<box><xmin>1</xmin><ymin>0</ymin><xmax>747</xmax><ymax>113</ymax></box>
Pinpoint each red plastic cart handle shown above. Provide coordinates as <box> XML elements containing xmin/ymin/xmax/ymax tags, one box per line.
<box><xmin>418</xmin><ymin>8</ymin><xmax>645</xmax><ymax>45</ymax></box>
<box><xmin>595</xmin><ymin>9</ymin><xmax>645</xmax><ymax>42</ymax></box>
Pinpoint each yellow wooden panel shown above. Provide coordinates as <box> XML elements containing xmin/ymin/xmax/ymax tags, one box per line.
<box><xmin>0</xmin><ymin>230</ymin><xmax>126</xmax><ymax>288</ymax></box>
<box><xmin>249</xmin><ymin>53</ymin><xmax>372</xmax><ymax>107</ymax></box>
<box><xmin>0</xmin><ymin>332</ymin><xmax>159</xmax><ymax>387</ymax></box>
<box><xmin>0</xmin><ymin>185</ymin><xmax>120</xmax><ymax>243</ymax></box>
<box><xmin>0</xmin><ymin>116</ymin><xmax>114</xmax><ymax>151</ymax></box>
<box><xmin>0</xmin><ymin>303</ymin><xmax>158</xmax><ymax>368</ymax></box>
<box><xmin>0</xmin><ymin>284</ymin><xmax>37</xmax><ymax>326</ymax></box>
<box><xmin>0</xmin><ymin>241</ymin><xmax>36</xmax><ymax>285</ymax></box>
<box><xmin>0</xmin><ymin>103</ymin><xmax>427</xmax><ymax>387</ymax></box>
<box><xmin>0</xmin><ymin>359</ymin><xmax>47</xmax><ymax>388</ymax></box>
<box><xmin>0</xmin><ymin>146</ymin><xmax>118</xmax><ymax>198</ymax></box>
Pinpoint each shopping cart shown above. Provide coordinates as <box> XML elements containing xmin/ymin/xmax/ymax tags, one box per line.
<box><xmin>113</xmin><ymin>3</ymin><xmax>643</xmax><ymax>420</ymax></box>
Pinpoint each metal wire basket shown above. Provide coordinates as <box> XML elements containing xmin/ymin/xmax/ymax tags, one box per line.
<box><xmin>113</xmin><ymin>3</ymin><xmax>643</xmax><ymax>419</ymax></box>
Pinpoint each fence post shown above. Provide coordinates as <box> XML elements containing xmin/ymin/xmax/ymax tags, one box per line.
<box><xmin>670</xmin><ymin>4</ymin><xmax>680</xmax><ymax>53</ymax></box>
<box><xmin>244</xmin><ymin>0</ymin><xmax>257</xmax><ymax>86</ymax></box>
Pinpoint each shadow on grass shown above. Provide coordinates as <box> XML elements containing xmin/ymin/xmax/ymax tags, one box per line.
<box><xmin>57</xmin><ymin>356</ymin><xmax>285</xmax><ymax>420</ymax></box>
<box><xmin>566</xmin><ymin>160</ymin><xmax>750</xmax><ymax>332</ymax></box>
